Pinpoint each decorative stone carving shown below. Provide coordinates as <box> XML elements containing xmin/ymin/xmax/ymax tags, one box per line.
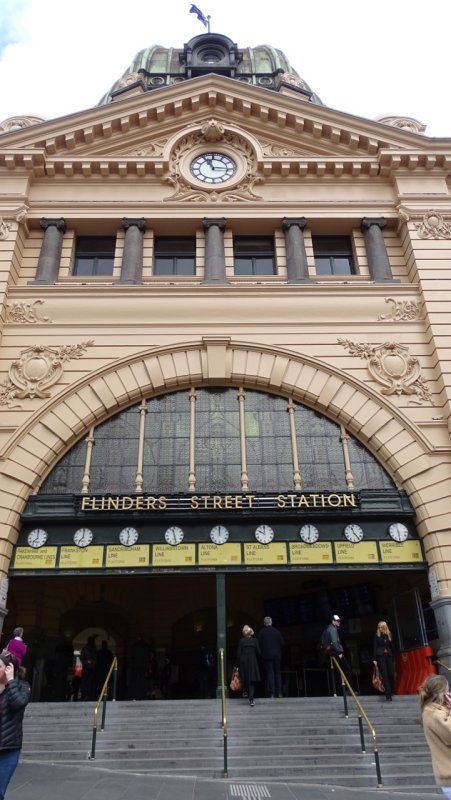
<box><xmin>0</xmin><ymin>115</ymin><xmax>46</xmax><ymax>132</ymax></box>
<box><xmin>259</xmin><ymin>141</ymin><xmax>309</xmax><ymax>157</ymax></box>
<box><xmin>6</xmin><ymin>300</ymin><xmax>52</xmax><ymax>324</ymax></box>
<box><xmin>378</xmin><ymin>298</ymin><xmax>423</xmax><ymax>321</ymax></box>
<box><xmin>201</xmin><ymin>119</ymin><xmax>225</xmax><ymax>142</ymax></box>
<box><xmin>164</xmin><ymin>125</ymin><xmax>263</xmax><ymax>202</ymax></box>
<box><xmin>375</xmin><ymin>115</ymin><xmax>426</xmax><ymax>134</ymax></box>
<box><xmin>337</xmin><ymin>339</ymin><xmax>432</xmax><ymax>403</ymax></box>
<box><xmin>0</xmin><ymin>206</ymin><xmax>29</xmax><ymax>240</ymax></box>
<box><xmin>126</xmin><ymin>139</ymin><xmax>168</xmax><ymax>157</ymax></box>
<box><xmin>415</xmin><ymin>211</ymin><xmax>451</xmax><ymax>240</ymax></box>
<box><xmin>0</xmin><ymin>340</ymin><xmax>94</xmax><ymax>408</ymax></box>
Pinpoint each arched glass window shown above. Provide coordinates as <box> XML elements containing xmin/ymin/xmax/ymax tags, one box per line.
<box><xmin>39</xmin><ymin>388</ymin><xmax>395</xmax><ymax>495</ymax></box>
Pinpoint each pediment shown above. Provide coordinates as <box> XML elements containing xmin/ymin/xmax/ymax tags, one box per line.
<box><xmin>0</xmin><ymin>74</ymin><xmax>449</xmax><ymax>178</ymax></box>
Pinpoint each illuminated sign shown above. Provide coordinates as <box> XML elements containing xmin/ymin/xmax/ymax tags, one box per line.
<box><xmin>289</xmin><ymin>542</ymin><xmax>333</xmax><ymax>564</ymax></box>
<box><xmin>59</xmin><ymin>546</ymin><xmax>104</xmax><ymax>569</ymax></box>
<box><xmin>152</xmin><ymin>544</ymin><xmax>196</xmax><ymax>566</ymax></box>
<box><xmin>198</xmin><ymin>543</ymin><xmax>242</xmax><ymax>565</ymax></box>
<box><xmin>13</xmin><ymin>547</ymin><xmax>57</xmax><ymax>569</ymax></box>
<box><xmin>244</xmin><ymin>543</ymin><xmax>288</xmax><ymax>565</ymax></box>
<box><xmin>379</xmin><ymin>541</ymin><xmax>423</xmax><ymax>563</ymax></box>
<box><xmin>105</xmin><ymin>545</ymin><xmax>150</xmax><ymax>568</ymax></box>
<box><xmin>335</xmin><ymin>542</ymin><xmax>379</xmax><ymax>563</ymax></box>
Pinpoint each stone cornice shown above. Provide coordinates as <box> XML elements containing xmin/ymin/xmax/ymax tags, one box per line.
<box><xmin>0</xmin><ymin>75</ymin><xmax>447</xmax><ymax>160</ymax></box>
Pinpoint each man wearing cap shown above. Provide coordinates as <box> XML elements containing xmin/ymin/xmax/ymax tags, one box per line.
<box><xmin>322</xmin><ymin>614</ymin><xmax>353</xmax><ymax>685</ymax></box>
<box><xmin>258</xmin><ymin>616</ymin><xmax>284</xmax><ymax>698</ymax></box>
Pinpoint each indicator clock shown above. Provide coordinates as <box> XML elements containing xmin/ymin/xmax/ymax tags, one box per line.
<box><xmin>119</xmin><ymin>527</ymin><xmax>139</xmax><ymax>547</ymax></box>
<box><xmin>255</xmin><ymin>524</ymin><xmax>274</xmax><ymax>545</ymax></box>
<box><xmin>344</xmin><ymin>524</ymin><xmax>364</xmax><ymax>543</ymax></box>
<box><xmin>210</xmin><ymin>525</ymin><xmax>229</xmax><ymax>545</ymax></box>
<box><xmin>164</xmin><ymin>526</ymin><xmax>184</xmax><ymax>546</ymax></box>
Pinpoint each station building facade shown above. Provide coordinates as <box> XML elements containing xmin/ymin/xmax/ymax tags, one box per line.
<box><xmin>0</xmin><ymin>32</ymin><xmax>450</xmax><ymax>698</ymax></box>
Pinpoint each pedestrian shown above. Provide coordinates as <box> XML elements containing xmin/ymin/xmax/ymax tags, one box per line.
<box><xmin>0</xmin><ymin>651</ymin><xmax>31</xmax><ymax>799</ymax></box>
<box><xmin>373</xmin><ymin>620</ymin><xmax>394</xmax><ymax>701</ymax></box>
<box><xmin>5</xmin><ymin>629</ymin><xmax>27</xmax><ymax>668</ymax></box>
<box><xmin>257</xmin><ymin>616</ymin><xmax>284</xmax><ymax>698</ymax></box>
<box><xmin>199</xmin><ymin>643</ymin><xmax>215</xmax><ymax>699</ymax></box>
<box><xmin>237</xmin><ymin>625</ymin><xmax>261</xmax><ymax>707</ymax></box>
<box><xmin>80</xmin><ymin>635</ymin><xmax>98</xmax><ymax>700</ymax></box>
<box><xmin>419</xmin><ymin>673</ymin><xmax>451</xmax><ymax>798</ymax></box>
<box><xmin>320</xmin><ymin>614</ymin><xmax>354</xmax><ymax>686</ymax></box>
<box><xmin>94</xmin><ymin>640</ymin><xmax>114</xmax><ymax>697</ymax></box>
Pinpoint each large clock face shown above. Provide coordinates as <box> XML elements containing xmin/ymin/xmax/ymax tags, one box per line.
<box><xmin>190</xmin><ymin>152</ymin><xmax>237</xmax><ymax>184</ymax></box>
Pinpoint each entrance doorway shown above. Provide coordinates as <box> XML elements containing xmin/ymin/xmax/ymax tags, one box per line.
<box><xmin>5</xmin><ymin>568</ymin><xmax>432</xmax><ymax>700</ymax></box>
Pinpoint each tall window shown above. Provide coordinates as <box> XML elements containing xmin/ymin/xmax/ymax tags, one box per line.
<box><xmin>73</xmin><ymin>236</ymin><xmax>116</xmax><ymax>276</ymax></box>
<box><xmin>234</xmin><ymin>237</ymin><xmax>275</xmax><ymax>276</ymax></box>
<box><xmin>154</xmin><ymin>237</ymin><xmax>196</xmax><ymax>276</ymax></box>
<box><xmin>313</xmin><ymin>236</ymin><xmax>355</xmax><ymax>276</ymax></box>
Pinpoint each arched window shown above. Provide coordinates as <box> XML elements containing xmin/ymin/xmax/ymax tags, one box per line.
<box><xmin>39</xmin><ymin>388</ymin><xmax>395</xmax><ymax>495</ymax></box>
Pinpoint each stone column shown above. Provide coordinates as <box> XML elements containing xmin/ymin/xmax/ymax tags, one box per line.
<box><xmin>282</xmin><ymin>217</ymin><xmax>311</xmax><ymax>283</ymax></box>
<box><xmin>119</xmin><ymin>218</ymin><xmax>146</xmax><ymax>284</ymax></box>
<box><xmin>28</xmin><ymin>218</ymin><xmax>66</xmax><ymax>284</ymax></box>
<box><xmin>361</xmin><ymin>217</ymin><xmax>397</xmax><ymax>282</ymax></box>
<box><xmin>431</xmin><ymin>596</ymin><xmax>451</xmax><ymax>669</ymax></box>
<box><xmin>202</xmin><ymin>218</ymin><xmax>228</xmax><ymax>284</ymax></box>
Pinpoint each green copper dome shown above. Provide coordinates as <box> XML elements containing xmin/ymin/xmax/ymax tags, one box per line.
<box><xmin>99</xmin><ymin>33</ymin><xmax>323</xmax><ymax>105</ymax></box>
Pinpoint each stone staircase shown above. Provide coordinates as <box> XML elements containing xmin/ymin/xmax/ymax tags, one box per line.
<box><xmin>20</xmin><ymin>695</ymin><xmax>441</xmax><ymax>792</ymax></box>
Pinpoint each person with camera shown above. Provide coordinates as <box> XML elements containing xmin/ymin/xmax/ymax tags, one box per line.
<box><xmin>419</xmin><ymin>673</ymin><xmax>451</xmax><ymax>798</ymax></box>
<box><xmin>0</xmin><ymin>650</ymin><xmax>31</xmax><ymax>799</ymax></box>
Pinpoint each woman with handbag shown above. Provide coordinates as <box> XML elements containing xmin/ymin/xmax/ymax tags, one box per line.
<box><xmin>373</xmin><ymin>620</ymin><xmax>394</xmax><ymax>701</ymax></box>
<box><xmin>237</xmin><ymin>625</ymin><xmax>261</xmax><ymax>707</ymax></box>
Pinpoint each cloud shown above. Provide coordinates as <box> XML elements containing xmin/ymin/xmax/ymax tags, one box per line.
<box><xmin>0</xmin><ymin>0</ymin><xmax>28</xmax><ymax>57</ymax></box>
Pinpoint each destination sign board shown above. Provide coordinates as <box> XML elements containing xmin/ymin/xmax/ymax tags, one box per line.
<box><xmin>198</xmin><ymin>543</ymin><xmax>242</xmax><ymax>565</ymax></box>
<box><xmin>59</xmin><ymin>546</ymin><xmax>104</xmax><ymax>569</ymax></box>
<box><xmin>105</xmin><ymin>545</ymin><xmax>150</xmax><ymax>568</ymax></box>
<box><xmin>244</xmin><ymin>543</ymin><xmax>288</xmax><ymax>565</ymax></box>
<box><xmin>379</xmin><ymin>541</ymin><xmax>423</xmax><ymax>563</ymax></box>
<box><xmin>289</xmin><ymin>542</ymin><xmax>333</xmax><ymax>564</ymax></box>
<box><xmin>13</xmin><ymin>547</ymin><xmax>57</xmax><ymax>569</ymax></box>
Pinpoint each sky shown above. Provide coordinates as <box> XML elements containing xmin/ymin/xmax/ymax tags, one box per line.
<box><xmin>0</xmin><ymin>0</ymin><xmax>450</xmax><ymax>138</ymax></box>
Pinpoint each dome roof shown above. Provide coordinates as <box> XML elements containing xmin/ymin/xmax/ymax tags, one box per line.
<box><xmin>99</xmin><ymin>33</ymin><xmax>323</xmax><ymax>105</ymax></box>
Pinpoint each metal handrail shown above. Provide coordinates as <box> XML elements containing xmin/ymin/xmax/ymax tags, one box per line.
<box><xmin>331</xmin><ymin>656</ymin><xmax>383</xmax><ymax>788</ymax></box>
<box><xmin>88</xmin><ymin>656</ymin><xmax>118</xmax><ymax>760</ymax></box>
<box><xmin>435</xmin><ymin>659</ymin><xmax>451</xmax><ymax>673</ymax></box>
<box><xmin>219</xmin><ymin>648</ymin><xmax>228</xmax><ymax>777</ymax></box>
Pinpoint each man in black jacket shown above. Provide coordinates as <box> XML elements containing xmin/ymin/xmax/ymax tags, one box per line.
<box><xmin>257</xmin><ymin>616</ymin><xmax>284</xmax><ymax>698</ymax></box>
<box><xmin>321</xmin><ymin>614</ymin><xmax>353</xmax><ymax>687</ymax></box>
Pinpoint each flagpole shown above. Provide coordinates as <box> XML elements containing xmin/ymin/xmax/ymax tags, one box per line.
<box><xmin>207</xmin><ymin>15</ymin><xmax>211</xmax><ymax>33</ymax></box>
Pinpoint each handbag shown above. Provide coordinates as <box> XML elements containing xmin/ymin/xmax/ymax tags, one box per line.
<box><xmin>230</xmin><ymin>666</ymin><xmax>243</xmax><ymax>693</ymax></box>
<box><xmin>372</xmin><ymin>664</ymin><xmax>385</xmax><ymax>693</ymax></box>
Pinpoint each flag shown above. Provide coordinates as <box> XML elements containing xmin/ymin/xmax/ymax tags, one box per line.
<box><xmin>189</xmin><ymin>4</ymin><xmax>208</xmax><ymax>27</ymax></box>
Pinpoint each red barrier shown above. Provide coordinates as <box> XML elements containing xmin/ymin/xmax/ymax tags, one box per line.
<box><xmin>395</xmin><ymin>645</ymin><xmax>436</xmax><ymax>694</ymax></box>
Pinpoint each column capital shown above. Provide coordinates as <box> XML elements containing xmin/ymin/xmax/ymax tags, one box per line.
<box><xmin>202</xmin><ymin>218</ymin><xmax>227</xmax><ymax>232</ymax></box>
<box><xmin>282</xmin><ymin>217</ymin><xmax>307</xmax><ymax>231</ymax></box>
<box><xmin>40</xmin><ymin>217</ymin><xmax>66</xmax><ymax>233</ymax></box>
<box><xmin>361</xmin><ymin>217</ymin><xmax>387</xmax><ymax>233</ymax></box>
<box><xmin>122</xmin><ymin>217</ymin><xmax>146</xmax><ymax>233</ymax></box>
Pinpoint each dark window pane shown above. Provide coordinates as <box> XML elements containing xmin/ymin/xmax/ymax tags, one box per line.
<box><xmin>313</xmin><ymin>236</ymin><xmax>355</xmax><ymax>276</ymax></box>
<box><xmin>73</xmin><ymin>236</ymin><xmax>115</xmax><ymax>277</ymax></box>
<box><xmin>255</xmin><ymin>257</ymin><xmax>275</xmax><ymax>275</ymax></box>
<box><xmin>154</xmin><ymin>237</ymin><xmax>196</xmax><ymax>276</ymax></box>
<box><xmin>234</xmin><ymin>258</ymin><xmax>253</xmax><ymax>275</ymax></box>
<box><xmin>234</xmin><ymin>236</ymin><xmax>275</xmax><ymax>276</ymax></box>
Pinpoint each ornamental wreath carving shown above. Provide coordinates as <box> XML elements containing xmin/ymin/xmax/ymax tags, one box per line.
<box><xmin>6</xmin><ymin>300</ymin><xmax>52</xmax><ymax>324</ymax></box>
<box><xmin>378</xmin><ymin>298</ymin><xmax>423</xmax><ymax>321</ymax></box>
<box><xmin>337</xmin><ymin>339</ymin><xmax>431</xmax><ymax>403</ymax></box>
<box><xmin>414</xmin><ymin>211</ymin><xmax>451</xmax><ymax>240</ymax></box>
<box><xmin>0</xmin><ymin>340</ymin><xmax>94</xmax><ymax>408</ymax></box>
